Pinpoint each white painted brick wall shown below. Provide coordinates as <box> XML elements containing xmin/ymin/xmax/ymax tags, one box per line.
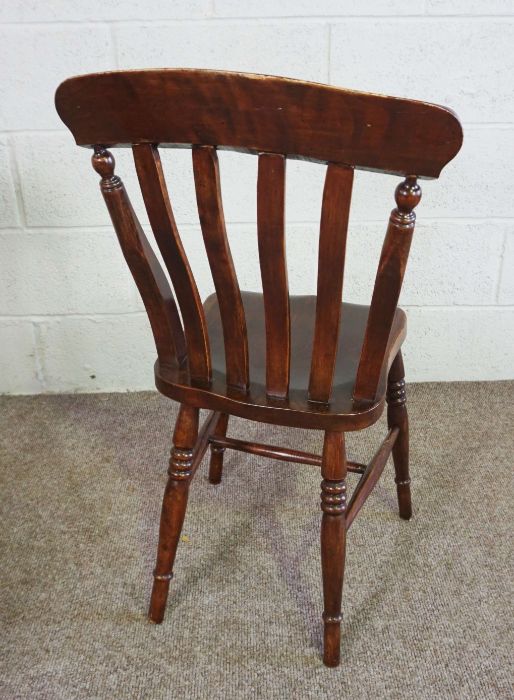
<box><xmin>0</xmin><ymin>1</ymin><xmax>513</xmax><ymax>393</ymax></box>
<box><xmin>37</xmin><ymin>314</ymin><xmax>156</xmax><ymax>392</ymax></box>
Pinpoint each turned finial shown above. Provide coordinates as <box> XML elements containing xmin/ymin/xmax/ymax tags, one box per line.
<box><xmin>393</xmin><ymin>175</ymin><xmax>422</xmax><ymax>224</ymax></box>
<box><xmin>395</xmin><ymin>175</ymin><xmax>422</xmax><ymax>212</ymax></box>
<box><xmin>92</xmin><ymin>146</ymin><xmax>121</xmax><ymax>190</ymax></box>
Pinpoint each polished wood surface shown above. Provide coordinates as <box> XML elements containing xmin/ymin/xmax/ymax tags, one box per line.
<box><xmin>257</xmin><ymin>153</ymin><xmax>289</xmax><ymax>399</ymax></box>
<box><xmin>193</xmin><ymin>145</ymin><xmax>249</xmax><ymax>391</ymax></box>
<box><xmin>56</xmin><ymin>69</ymin><xmax>462</xmax><ymax>667</ymax></box>
<box><xmin>346</xmin><ymin>426</ymin><xmax>399</xmax><ymax>529</ymax></box>
<box><xmin>133</xmin><ymin>143</ymin><xmax>210</xmax><ymax>384</ymax></box>
<box><xmin>387</xmin><ymin>351</ymin><xmax>412</xmax><ymax>520</ymax></box>
<box><xmin>56</xmin><ymin>69</ymin><xmax>462</xmax><ymax>177</ymax></box>
<box><xmin>208</xmin><ymin>412</ymin><xmax>229</xmax><ymax>485</ymax></box>
<box><xmin>156</xmin><ymin>292</ymin><xmax>405</xmax><ymax>431</ymax></box>
<box><xmin>208</xmin><ymin>434</ymin><xmax>366</xmax><ymax>473</ymax></box>
<box><xmin>354</xmin><ymin>177</ymin><xmax>421</xmax><ymax>401</ymax></box>
<box><xmin>148</xmin><ymin>404</ymin><xmax>199</xmax><ymax>623</ymax></box>
<box><xmin>92</xmin><ymin>147</ymin><xmax>186</xmax><ymax>367</ymax></box>
<box><xmin>320</xmin><ymin>431</ymin><xmax>347</xmax><ymax>666</ymax></box>
<box><xmin>309</xmin><ymin>163</ymin><xmax>353</xmax><ymax>403</ymax></box>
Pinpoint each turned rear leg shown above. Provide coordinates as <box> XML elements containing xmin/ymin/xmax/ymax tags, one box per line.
<box><xmin>208</xmin><ymin>413</ymin><xmax>229</xmax><ymax>484</ymax></box>
<box><xmin>148</xmin><ymin>404</ymin><xmax>199</xmax><ymax>623</ymax></box>
<box><xmin>387</xmin><ymin>351</ymin><xmax>412</xmax><ymax>520</ymax></box>
<box><xmin>320</xmin><ymin>431</ymin><xmax>347</xmax><ymax>667</ymax></box>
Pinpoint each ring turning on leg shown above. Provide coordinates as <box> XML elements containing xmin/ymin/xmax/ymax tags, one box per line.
<box><xmin>148</xmin><ymin>404</ymin><xmax>199</xmax><ymax>623</ymax></box>
<box><xmin>320</xmin><ymin>431</ymin><xmax>347</xmax><ymax>667</ymax></box>
<box><xmin>387</xmin><ymin>351</ymin><xmax>412</xmax><ymax>520</ymax></box>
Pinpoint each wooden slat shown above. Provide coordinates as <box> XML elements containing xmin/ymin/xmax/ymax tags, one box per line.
<box><xmin>345</xmin><ymin>427</ymin><xmax>399</xmax><ymax>529</ymax></box>
<box><xmin>92</xmin><ymin>147</ymin><xmax>186</xmax><ymax>367</ymax></box>
<box><xmin>353</xmin><ymin>177</ymin><xmax>421</xmax><ymax>402</ymax></box>
<box><xmin>308</xmin><ymin>164</ymin><xmax>354</xmax><ymax>403</ymax></box>
<box><xmin>257</xmin><ymin>153</ymin><xmax>290</xmax><ymax>399</ymax></box>
<box><xmin>133</xmin><ymin>143</ymin><xmax>211</xmax><ymax>386</ymax></box>
<box><xmin>192</xmin><ymin>145</ymin><xmax>249</xmax><ymax>392</ymax></box>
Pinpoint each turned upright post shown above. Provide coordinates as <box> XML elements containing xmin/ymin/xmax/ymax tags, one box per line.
<box><xmin>91</xmin><ymin>146</ymin><xmax>186</xmax><ymax>367</ymax></box>
<box><xmin>354</xmin><ymin>175</ymin><xmax>422</xmax><ymax>402</ymax></box>
<box><xmin>320</xmin><ymin>432</ymin><xmax>347</xmax><ymax>667</ymax></box>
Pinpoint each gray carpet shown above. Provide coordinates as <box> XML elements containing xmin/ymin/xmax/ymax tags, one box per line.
<box><xmin>0</xmin><ymin>382</ymin><xmax>513</xmax><ymax>699</ymax></box>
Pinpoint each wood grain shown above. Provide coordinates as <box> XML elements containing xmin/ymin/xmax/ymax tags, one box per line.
<box><xmin>57</xmin><ymin>69</ymin><xmax>463</xmax><ymax>668</ymax></box>
<box><xmin>257</xmin><ymin>152</ymin><xmax>290</xmax><ymax>399</ymax></box>
<box><xmin>193</xmin><ymin>145</ymin><xmax>249</xmax><ymax>391</ymax></box>
<box><xmin>353</xmin><ymin>176</ymin><xmax>421</xmax><ymax>401</ymax></box>
<box><xmin>309</xmin><ymin>164</ymin><xmax>354</xmax><ymax>404</ymax></box>
<box><xmin>133</xmin><ymin>143</ymin><xmax>210</xmax><ymax>385</ymax></box>
<box><xmin>345</xmin><ymin>426</ymin><xmax>399</xmax><ymax>529</ymax></box>
<box><xmin>92</xmin><ymin>147</ymin><xmax>186</xmax><ymax>367</ymax></box>
<box><xmin>387</xmin><ymin>351</ymin><xmax>412</xmax><ymax>520</ymax></box>
<box><xmin>56</xmin><ymin>69</ymin><xmax>462</xmax><ymax>177</ymax></box>
<box><xmin>320</xmin><ymin>431</ymin><xmax>347</xmax><ymax>667</ymax></box>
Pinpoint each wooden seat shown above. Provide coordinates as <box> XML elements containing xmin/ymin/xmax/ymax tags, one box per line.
<box><xmin>55</xmin><ymin>69</ymin><xmax>462</xmax><ymax>667</ymax></box>
<box><xmin>156</xmin><ymin>292</ymin><xmax>407</xmax><ymax>431</ymax></box>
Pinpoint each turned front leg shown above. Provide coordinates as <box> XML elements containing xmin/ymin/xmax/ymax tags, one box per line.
<box><xmin>320</xmin><ymin>431</ymin><xmax>347</xmax><ymax>667</ymax></box>
<box><xmin>149</xmin><ymin>404</ymin><xmax>199</xmax><ymax>623</ymax></box>
<box><xmin>387</xmin><ymin>351</ymin><xmax>412</xmax><ymax>520</ymax></box>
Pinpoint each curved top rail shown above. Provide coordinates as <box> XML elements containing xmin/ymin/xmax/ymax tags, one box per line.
<box><xmin>55</xmin><ymin>69</ymin><xmax>462</xmax><ymax>178</ymax></box>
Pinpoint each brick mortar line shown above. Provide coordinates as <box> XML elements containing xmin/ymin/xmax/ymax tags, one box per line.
<box><xmin>0</xmin><ymin>312</ymin><xmax>148</xmax><ymax>321</ymax></box>
<box><xmin>1</xmin><ymin>217</ymin><xmax>514</xmax><ymax>234</ymax></box>
<box><xmin>2</xmin><ymin>306</ymin><xmax>513</xmax><ymax>323</ymax></box>
<box><xmin>1</xmin><ymin>16</ymin><xmax>514</xmax><ymax>27</ymax></box>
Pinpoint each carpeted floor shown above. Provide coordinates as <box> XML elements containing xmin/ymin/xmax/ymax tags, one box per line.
<box><xmin>0</xmin><ymin>382</ymin><xmax>512</xmax><ymax>699</ymax></box>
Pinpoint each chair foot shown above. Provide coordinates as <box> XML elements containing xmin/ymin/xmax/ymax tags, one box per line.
<box><xmin>323</xmin><ymin>613</ymin><xmax>342</xmax><ymax>667</ymax></box>
<box><xmin>387</xmin><ymin>351</ymin><xmax>412</xmax><ymax>521</ymax></box>
<box><xmin>148</xmin><ymin>572</ymin><xmax>174</xmax><ymax>623</ymax></box>
<box><xmin>148</xmin><ymin>405</ymin><xmax>199</xmax><ymax>623</ymax></box>
<box><xmin>208</xmin><ymin>413</ymin><xmax>229</xmax><ymax>484</ymax></box>
<box><xmin>208</xmin><ymin>444</ymin><xmax>225</xmax><ymax>484</ymax></box>
<box><xmin>396</xmin><ymin>478</ymin><xmax>412</xmax><ymax>520</ymax></box>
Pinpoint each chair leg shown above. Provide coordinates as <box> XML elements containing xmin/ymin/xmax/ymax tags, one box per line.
<box><xmin>208</xmin><ymin>413</ymin><xmax>229</xmax><ymax>484</ymax></box>
<box><xmin>320</xmin><ymin>431</ymin><xmax>347</xmax><ymax>667</ymax></box>
<box><xmin>148</xmin><ymin>404</ymin><xmax>199</xmax><ymax>624</ymax></box>
<box><xmin>387</xmin><ymin>350</ymin><xmax>412</xmax><ymax>520</ymax></box>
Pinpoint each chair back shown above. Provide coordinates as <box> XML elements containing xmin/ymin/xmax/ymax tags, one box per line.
<box><xmin>56</xmin><ymin>69</ymin><xmax>462</xmax><ymax>402</ymax></box>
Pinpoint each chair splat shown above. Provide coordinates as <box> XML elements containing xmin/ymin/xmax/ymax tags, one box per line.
<box><xmin>133</xmin><ymin>143</ymin><xmax>211</xmax><ymax>386</ymax></box>
<box><xmin>309</xmin><ymin>163</ymin><xmax>354</xmax><ymax>404</ymax></box>
<box><xmin>193</xmin><ymin>145</ymin><xmax>249</xmax><ymax>393</ymax></box>
<box><xmin>257</xmin><ymin>152</ymin><xmax>290</xmax><ymax>399</ymax></box>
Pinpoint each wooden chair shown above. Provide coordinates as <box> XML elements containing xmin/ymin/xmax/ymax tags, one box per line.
<box><xmin>55</xmin><ymin>69</ymin><xmax>462</xmax><ymax>666</ymax></box>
